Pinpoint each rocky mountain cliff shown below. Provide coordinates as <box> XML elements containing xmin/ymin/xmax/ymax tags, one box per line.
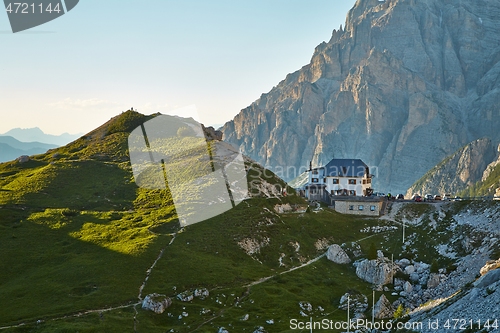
<box><xmin>223</xmin><ymin>0</ymin><xmax>500</xmax><ymax>194</ymax></box>
<box><xmin>406</xmin><ymin>138</ymin><xmax>498</xmax><ymax>197</ymax></box>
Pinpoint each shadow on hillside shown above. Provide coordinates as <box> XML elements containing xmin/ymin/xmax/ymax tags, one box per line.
<box><xmin>0</xmin><ymin>206</ymin><xmax>172</xmax><ymax>327</ymax></box>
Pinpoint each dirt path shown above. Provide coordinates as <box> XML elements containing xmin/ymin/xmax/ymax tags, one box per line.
<box><xmin>0</xmin><ymin>232</ymin><xmax>181</xmax><ymax>332</ymax></box>
<box><xmin>0</xmin><ymin>220</ymin><xmax>398</xmax><ymax>332</ymax></box>
<box><xmin>0</xmin><ymin>302</ymin><xmax>140</xmax><ymax>331</ymax></box>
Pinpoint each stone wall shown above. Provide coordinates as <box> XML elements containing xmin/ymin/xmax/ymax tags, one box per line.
<box><xmin>334</xmin><ymin>200</ymin><xmax>383</xmax><ymax>216</ymax></box>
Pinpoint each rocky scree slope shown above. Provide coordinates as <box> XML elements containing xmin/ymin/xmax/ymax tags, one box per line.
<box><xmin>223</xmin><ymin>0</ymin><xmax>500</xmax><ymax>194</ymax></box>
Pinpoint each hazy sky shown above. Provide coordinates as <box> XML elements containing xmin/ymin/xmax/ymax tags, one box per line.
<box><xmin>0</xmin><ymin>0</ymin><xmax>356</xmax><ymax>135</ymax></box>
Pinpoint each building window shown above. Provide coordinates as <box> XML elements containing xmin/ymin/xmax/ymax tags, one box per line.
<box><xmin>349</xmin><ymin>179</ymin><xmax>356</xmax><ymax>185</ymax></box>
<box><xmin>349</xmin><ymin>190</ymin><xmax>356</xmax><ymax>196</ymax></box>
<box><xmin>312</xmin><ymin>178</ymin><xmax>318</xmax><ymax>183</ymax></box>
<box><xmin>349</xmin><ymin>205</ymin><xmax>354</xmax><ymax>211</ymax></box>
<box><xmin>312</xmin><ymin>170</ymin><xmax>318</xmax><ymax>175</ymax></box>
<box><xmin>332</xmin><ymin>178</ymin><xmax>339</xmax><ymax>184</ymax></box>
<box><xmin>323</xmin><ymin>178</ymin><xmax>326</xmax><ymax>183</ymax></box>
<box><xmin>367</xmin><ymin>178</ymin><xmax>372</xmax><ymax>184</ymax></box>
<box><xmin>370</xmin><ymin>205</ymin><xmax>376</xmax><ymax>211</ymax></box>
<box><xmin>358</xmin><ymin>205</ymin><xmax>364</xmax><ymax>211</ymax></box>
<box><xmin>331</xmin><ymin>190</ymin><xmax>335</xmax><ymax>195</ymax></box>
<box><xmin>310</xmin><ymin>188</ymin><xmax>317</xmax><ymax>194</ymax></box>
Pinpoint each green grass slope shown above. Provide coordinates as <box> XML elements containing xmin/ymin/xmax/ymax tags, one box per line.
<box><xmin>0</xmin><ymin>111</ymin><xmax>407</xmax><ymax>332</ymax></box>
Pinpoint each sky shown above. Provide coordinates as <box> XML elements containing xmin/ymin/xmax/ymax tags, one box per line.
<box><xmin>0</xmin><ymin>0</ymin><xmax>357</xmax><ymax>135</ymax></box>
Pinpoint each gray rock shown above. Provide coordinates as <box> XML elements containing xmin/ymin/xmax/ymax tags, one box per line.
<box><xmin>373</xmin><ymin>294</ymin><xmax>395</xmax><ymax>319</ymax></box>
<box><xmin>355</xmin><ymin>259</ymin><xmax>395</xmax><ymax>286</ymax></box>
<box><xmin>427</xmin><ymin>273</ymin><xmax>442</xmax><ymax>289</ymax></box>
<box><xmin>142</xmin><ymin>293</ymin><xmax>172</xmax><ymax>314</ymax></box>
<box><xmin>404</xmin><ymin>281</ymin><xmax>414</xmax><ymax>293</ymax></box>
<box><xmin>405</xmin><ymin>265</ymin><xmax>415</xmax><ymax>275</ymax></box>
<box><xmin>327</xmin><ymin>244</ymin><xmax>351</xmax><ymax>264</ymax></box>
<box><xmin>415</xmin><ymin>262</ymin><xmax>429</xmax><ymax>274</ymax></box>
<box><xmin>410</xmin><ymin>273</ymin><xmax>420</xmax><ymax>283</ymax></box>
<box><xmin>177</xmin><ymin>291</ymin><xmax>194</xmax><ymax>302</ymax></box>
<box><xmin>377</xmin><ymin>250</ymin><xmax>385</xmax><ymax>259</ymax></box>
<box><xmin>397</xmin><ymin>259</ymin><xmax>411</xmax><ymax>268</ymax></box>
<box><xmin>16</xmin><ymin>155</ymin><xmax>30</xmax><ymax>163</ymax></box>
<box><xmin>474</xmin><ymin>269</ymin><xmax>500</xmax><ymax>288</ymax></box>
<box><xmin>194</xmin><ymin>288</ymin><xmax>209</xmax><ymax>299</ymax></box>
<box><xmin>338</xmin><ymin>292</ymin><xmax>368</xmax><ymax>314</ymax></box>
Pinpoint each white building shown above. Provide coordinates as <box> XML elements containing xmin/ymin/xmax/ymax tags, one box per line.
<box><xmin>305</xmin><ymin>159</ymin><xmax>373</xmax><ymax>202</ymax></box>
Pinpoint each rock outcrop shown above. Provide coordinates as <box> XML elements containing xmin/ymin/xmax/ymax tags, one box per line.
<box><xmin>223</xmin><ymin>0</ymin><xmax>500</xmax><ymax>194</ymax></box>
<box><xmin>326</xmin><ymin>244</ymin><xmax>351</xmax><ymax>264</ymax></box>
<box><xmin>202</xmin><ymin>125</ymin><xmax>223</xmax><ymax>141</ymax></box>
<box><xmin>142</xmin><ymin>293</ymin><xmax>172</xmax><ymax>314</ymax></box>
<box><xmin>338</xmin><ymin>292</ymin><xmax>368</xmax><ymax>318</ymax></box>
<box><xmin>480</xmin><ymin>259</ymin><xmax>500</xmax><ymax>276</ymax></box>
<box><xmin>406</xmin><ymin>138</ymin><xmax>497</xmax><ymax>197</ymax></box>
<box><xmin>373</xmin><ymin>294</ymin><xmax>394</xmax><ymax>319</ymax></box>
<box><xmin>16</xmin><ymin>155</ymin><xmax>30</xmax><ymax>163</ymax></box>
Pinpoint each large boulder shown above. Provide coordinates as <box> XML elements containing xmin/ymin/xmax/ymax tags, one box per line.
<box><xmin>355</xmin><ymin>259</ymin><xmax>394</xmax><ymax>285</ymax></box>
<box><xmin>373</xmin><ymin>294</ymin><xmax>395</xmax><ymax>319</ymax></box>
<box><xmin>327</xmin><ymin>244</ymin><xmax>351</xmax><ymax>264</ymax></box>
<box><xmin>142</xmin><ymin>293</ymin><xmax>172</xmax><ymax>314</ymax></box>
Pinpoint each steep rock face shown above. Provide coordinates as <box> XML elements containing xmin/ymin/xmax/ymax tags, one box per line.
<box><xmin>223</xmin><ymin>0</ymin><xmax>500</xmax><ymax>193</ymax></box>
<box><xmin>406</xmin><ymin>138</ymin><xmax>497</xmax><ymax>197</ymax></box>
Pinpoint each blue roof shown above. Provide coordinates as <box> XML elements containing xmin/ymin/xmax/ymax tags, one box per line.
<box><xmin>320</xmin><ymin>159</ymin><xmax>369</xmax><ymax>177</ymax></box>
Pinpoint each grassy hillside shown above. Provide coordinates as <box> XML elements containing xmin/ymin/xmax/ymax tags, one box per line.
<box><xmin>1</xmin><ymin>111</ymin><xmax>443</xmax><ymax>332</ymax></box>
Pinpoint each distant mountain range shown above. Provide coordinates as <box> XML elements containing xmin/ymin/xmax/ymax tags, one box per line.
<box><xmin>0</xmin><ymin>127</ymin><xmax>81</xmax><ymax>163</ymax></box>
<box><xmin>1</xmin><ymin>127</ymin><xmax>81</xmax><ymax>146</ymax></box>
<box><xmin>0</xmin><ymin>136</ymin><xmax>58</xmax><ymax>163</ymax></box>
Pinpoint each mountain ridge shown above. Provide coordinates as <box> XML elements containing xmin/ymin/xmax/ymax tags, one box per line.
<box><xmin>0</xmin><ymin>136</ymin><xmax>58</xmax><ymax>163</ymax></box>
<box><xmin>222</xmin><ymin>0</ymin><xmax>500</xmax><ymax>194</ymax></box>
<box><xmin>2</xmin><ymin>127</ymin><xmax>82</xmax><ymax>146</ymax></box>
